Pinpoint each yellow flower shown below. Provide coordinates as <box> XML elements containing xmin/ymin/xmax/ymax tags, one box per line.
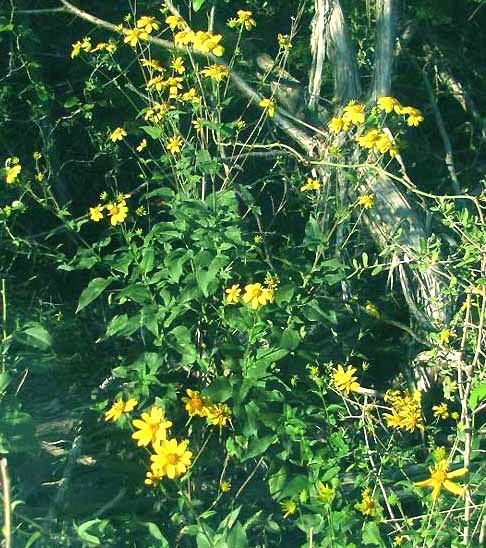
<box><xmin>220</xmin><ymin>480</ymin><xmax>231</xmax><ymax>492</ymax></box>
<box><xmin>165</xmin><ymin>76</ymin><xmax>183</xmax><ymax>98</ymax></box>
<box><xmin>355</xmin><ymin>487</ymin><xmax>380</xmax><ymax>517</ymax></box>
<box><xmin>166</xmin><ymin>135</ymin><xmax>183</xmax><ymax>154</ymax></box>
<box><xmin>206</xmin><ymin>403</ymin><xmax>231</xmax><ymax>427</ymax></box>
<box><xmin>141</xmin><ymin>58</ymin><xmax>165</xmax><ymax>72</ymax></box>
<box><xmin>192</xmin><ymin>119</ymin><xmax>202</xmax><ymax>131</ymax></box>
<box><xmin>150</xmin><ymin>438</ymin><xmax>192</xmax><ymax>479</ymax></box>
<box><xmin>89</xmin><ymin>204</ymin><xmax>105</xmax><ymax>222</ymax></box>
<box><xmin>35</xmin><ymin>172</ymin><xmax>44</xmax><ymax>182</ymax></box>
<box><xmin>171</xmin><ymin>56</ymin><xmax>185</xmax><ymax>74</ymax></box>
<box><xmin>144</xmin><ymin>469</ymin><xmax>162</xmax><ymax>486</ymax></box>
<box><xmin>375</xmin><ymin>133</ymin><xmax>398</xmax><ymax>156</ymax></box>
<box><xmin>393</xmin><ymin>535</ymin><xmax>406</xmax><ymax>545</ymax></box>
<box><xmin>192</xmin><ymin>31</ymin><xmax>224</xmax><ymax>55</ymax></box>
<box><xmin>328</xmin><ymin>116</ymin><xmax>349</xmax><ymax>134</ymax></box>
<box><xmin>147</xmin><ymin>76</ymin><xmax>166</xmax><ymax>92</ymax></box>
<box><xmin>365</xmin><ymin>302</ymin><xmax>381</xmax><ymax>319</ymax></box>
<box><xmin>259</xmin><ymin>98</ymin><xmax>276</xmax><ymax>117</ymax></box>
<box><xmin>144</xmin><ymin>101</ymin><xmax>172</xmax><ymax>123</ymax></box>
<box><xmin>356</xmin><ymin>129</ymin><xmax>381</xmax><ymax>149</ymax></box>
<box><xmin>200</xmin><ymin>64</ymin><xmax>229</xmax><ymax>83</ymax></box>
<box><xmin>432</xmin><ymin>402</ymin><xmax>449</xmax><ymax>420</ymax></box>
<box><xmin>109</xmin><ymin>127</ymin><xmax>127</xmax><ymax>142</ymax></box>
<box><xmin>318</xmin><ymin>482</ymin><xmax>334</xmax><ymax>502</ymax></box>
<box><xmin>225</xmin><ymin>284</ymin><xmax>241</xmax><ymax>304</ymax></box>
<box><xmin>331</xmin><ymin>364</ymin><xmax>360</xmax><ymax>394</ymax></box>
<box><xmin>71</xmin><ymin>36</ymin><xmax>91</xmax><ymax>58</ymax></box>
<box><xmin>106</xmin><ymin>200</ymin><xmax>128</xmax><ymax>225</ymax></box>
<box><xmin>438</xmin><ymin>328</ymin><xmax>455</xmax><ymax>345</ymax></box>
<box><xmin>104</xmin><ymin>398</ymin><xmax>138</xmax><ymax>421</ymax></box>
<box><xmin>165</xmin><ymin>15</ymin><xmax>187</xmax><ymax>31</ymax></box>
<box><xmin>300</xmin><ymin>177</ymin><xmax>320</xmax><ymax>192</ymax></box>
<box><xmin>181</xmin><ymin>88</ymin><xmax>201</xmax><ymax>103</ymax></box>
<box><xmin>384</xmin><ymin>408</ymin><xmax>402</xmax><ymax>429</ymax></box>
<box><xmin>377</xmin><ymin>96</ymin><xmax>402</xmax><ymax>114</ymax></box>
<box><xmin>136</xmin><ymin>16</ymin><xmax>159</xmax><ymax>33</ymax></box>
<box><xmin>358</xmin><ymin>194</ymin><xmax>374</xmax><ymax>209</ymax></box>
<box><xmin>400</xmin><ymin>106</ymin><xmax>424</xmax><ymax>126</ymax></box>
<box><xmin>181</xmin><ymin>389</ymin><xmax>211</xmax><ymax>417</ymax></box>
<box><xmin>343</xmin><ymin>100</ymin><xmax>365</xmax><ymax>124</ymax></box>
<box><xmin>254</xmin><ymin>235</ymin><xmax>263</xmax><ymax>243</ymax></box>
<box><xmin>91</xmin><ymin>42</ymin><xmax>117</xmax><ymax>53</ymax></box>
<box><xmin>414</xmin><ymin>459</ymin><xmax>467</xmax><ymax>500</ymax></box>
<box><xmin>243</xmin><ymin>282</ymin><xmax>271</xmax><ymax>309</ymax></box>
<box><xmin>228</xmin><ymin>10</ymin><xmax>256</xmax><ymax>30</ymax></box>
<box><xmin>33</xmin><ymin>151</ymin><xmax>42</xmax><ymax>160</ymax></box>
<box><xmin>264</xmin><ymin>272</ymin><xmax>279</xmax><ymax>289</ymax></box>
<box><xmin>277</xmin><ymin>33</ymin><xmax>292</xmax><ymax>49</ymax></box>
<box><xmin>132</xmin><ymin>406</ymin><xmax>173</xmax><ymax>447</ymax></box>
<box><xmin>123</xmin><ymin>27</ymin><xmax>149</xmax><ymax>47</ymax></box>
<box><xmin>136</xmin><ymin>139</ymin><xmax>147</xmax><ymax>152</ymax></box>
<box><xmin>5</xmin><ymin>164</ymin><xmax>21</xmax><ymax>184</ymax></box>
<box><xmin>280</xmin><ymin>499</ymin><xmax>296</xmax><ymax>519</ymax></box>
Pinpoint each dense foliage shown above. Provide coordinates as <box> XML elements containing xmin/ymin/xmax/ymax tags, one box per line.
<box><xmin>1</xmin><ymin>1</ymin><xmax>485</xmax><ymax>546</ymax></box>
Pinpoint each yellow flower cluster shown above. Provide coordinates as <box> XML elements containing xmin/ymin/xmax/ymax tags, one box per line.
<box><xmin>331</xmin><ymin>364</ymin><xmax>360</xmax><ymax>395</ymax></box>
<box><xmin>377</xmin><ymin>97</ymin><xmax>424</xmax><ymax>126</ymax></box>
<box><xmin>181</xmin><ymin>389</ymin><xmax>232</xmax><ymax>427</ymax></box>
<box><xmin>226</xmin><ymin>273</ymin><xmax>279</xmax><ymax>309</ymax></box>
<box><xmin>358</xmin><ymin>193</ymin><xmax>374</xmax><ymax>209</ymax></box>
<box><xmin>104</xmin><ymin>398</ymin><xmax>138</xmax><ymax>422</ymax></box>
<box><xmin>70</xmin><ymin>36</ymin><xmax>92</xmax><ymax>58</ymax></box>
<box><xmin>356</xmin><ymin>129</ymin><xmax>398</xmax><ymax>157</ymax></box>
<box><xmin>227</xmin><ymin>10</ymin><xmax>256</xmax><ymax>31</ymax></box>
<box><xmin>89</xmin><ymin>193</ymin><xmax>130</xmax><ymax>226</ymax></box>
<box><xmin>142</xmin><ymin>57</ymin><xmax>201</xmax><ymax>103</ymax></box>
<box><xmin>4</xmin><ymin>157</ymin><xmax>21</xmax><ymax>184</ymax></box>
<box><xmin>432</xmin><ymin>402</ymin><xmax>449</xmax><ymax>420</ymax></box>
<box><xmin>121</xmin><ymin>16</ymin><xmax>159</xmax><ymax>47</ymax></box>
<box><xmin>383</xmin><ymin>389</ymin><xmax>424</xmax><ymax>432</ymax></box>
<box><xmin>144</xmin><ymin>101</ymin><xmax>173</xmax><ymax>123</ymax></box>
<box><xmin>300</xmin><ymin>177</ymin><xmax>320</xmax><ymax>192</ymax></box>
<box><xmin>167</xmin><ymin>14</ymin><xmax>224</xmax><ymax>57</ymax></box>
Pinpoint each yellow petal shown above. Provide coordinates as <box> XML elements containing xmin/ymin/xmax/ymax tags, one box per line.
<box><xmin>443</xmin><ymin>480</ymin><xmax>464</xmax><ymax>496</ymax></box>
<box><xmin>431</xmin><ymin>483</ymin><xmax>442</xmax><ymax>500</ymax></box>
<box><xmin>446</xmin><ymin>467</ymin><xmax>468</xmax><ymax>479</ymax></box>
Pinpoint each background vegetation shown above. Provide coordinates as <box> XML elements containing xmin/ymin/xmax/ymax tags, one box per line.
<box><xmin>1</xmin><ymin>0</ymin><xmax>485</xmax><ymax>546</ymax></box>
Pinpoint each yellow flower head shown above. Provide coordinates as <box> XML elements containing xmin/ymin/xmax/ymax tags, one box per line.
<box><xmin>356</xmin><ymin>129</ymin><xmax>381</xmax><ymax>149</ymax></box>
<box><xmin>123</xmin><ymin>27</ymin><xmax>149</xmax><ymax>47</ymax></box>
<box><xmin>132</xmin><ymin>406</ymin><xmax>173</xmax><ymax>447</ymax></box>
<box><xmin>432</xmin><ymin>402</ymin><xmax>449</xmax><ymax>420</ymax></box>
<box><xmin>331</xmin><ymin>364</ymin><xmax>360</xmax><ymax>394</ymax></box>
<box><xmin>243</xmin><ymin>282</ymin><xmax>271</xmax><ymax>309</ymax></box>
<box><xmin>355</xmin><ymin>487</ymin><xmax>380</xmax><ymax>517</ymax></box>
<box><xmin>259</xmin><ymin>98</ymin><xmax>276</xmax><ymax>117</ymax></box>
<box><xmin>171</xmin><ymin>56</ymin><xmax>185</xmax><ymax>74</ymax></box>
<box><xmin>225</xmin><ymin>284</ymin><xmax>241</xmax><ymax>304</ymax></box>
<box><xmin>328</xmin><ymin>116</ymin><xmax>349</xmax><ymax>134</ymax></box>
<box><xmin>414</xmin><ymin>459</ymin><xmax>467</xmax><ymax>500</ymax></box>
<box><xmin>438</xmin><ymin>328</ymin><xmax>456</xmax><ymax>345</ymax></box>
<box><xmin>377</xmin><ymin>96</ymin><xmax>402</xmax><ymax>114</ymax></box>
<box><xmin>264</xmin><ymin>272</ymin><xmax>280</xmax><ymax>289</ymax></box>
<box><xmin>206</xmin><ymin>402</ymin><xmax>231</xmax><ymax>427</ymax></box>
<box><xmin>109</xmin><ymin>127</ymin><xmax>127</xmax><ymax>142</ymax></box>
<box><xmin>165</xmin><ymin>15</ymin><xmax>187</xmax><ymax>31</ymax></box>
<box><xmin>104</xmin><ymin>398</ymin><xmax>138</xmax><ymax>422</ymax></box>
<box><xmin>181</xmin><ymin>389</ymin><xmax>211</xmax><ymax>417</ymax></box>
<box><xmin>280</xmin><ymin>499</ymin><xmax>297</xmax><ymax>519</ymax></box>
<box><xmin>343</xmin><ymin>100</ymin><xmax>365</xmax><ymax>125</ymax></box>
<box><xmin>141</xmin><ymin>58</ymin><xmax>165</xmax><ymax>72</ymax></box>
<box><xmin>375</xmin><ymin>132</ymin><xmax>398</xmax><ymax>157</ymax></box>
<box><xmin>400</xmin><ymin>106</ymin><xmax>424</xmax><ymax>126</ymax></box>
<box><xmin>200</xmin><ymin>64</ymin><xmax>229</xmax><ymax>83</ymax></box>
<box><xmin>151</xmin><ymin>438</ymin><xmax>192</xmax><ymax>479</ymax></box>
<box><xmin>300</xmin><ymin>177</ymin><xmax>320</xmax><ymax>192</ymax></box>
<box><xmin>358</xmin><ymin>194</ymin><xmax>374</xmax><ymax>209</ymax></box>
<box><xmin>228</xmin><ymin>10</ymin><xmax>256</xmax><ymax>30</ymax></box>
<box><xmin>318</xmin><ymin>481</ymin><xmax>334</xmax><ymax>502</ymax></box>
<box><xmin>136</xmin><ymin>139</ymin><xmax>147</xmax><ymax>152</ymax></box>
<box><xmin>277</xmin><ymin>33</ymin><xmax>292</xmax><ymax>49</ymax></box>
<box><xmin>181</xmin><ymin>88</ymin><xmax>201</xmax><ymax>104</ymax></box>
<box><xmin>166</xmin><ymin>135</ymin><xmax>183</xmax><ymax>154</ymax></box>
<box><xmin>220</xmin><ymin>480</ymin><xmax>231</xmax><ymax>492</ymax></box>
<box><xmin>136</xmin><ymin>16</ymin><xmax>159</xmax><ymax>33</ymax></box>
<box><xmin>5</xmin><ymin>164</ymin><xmax>21</xmax><ymax>184</ymax></box>
<box><xmin>106</xmin><ymin>199</ymin><xmax>128</xmax><ymax>225</ymax></box>
<box><xmin>89</xmin><ymin>204</ymin><xmax>105</xmax><ymax>222</ymax></box>
<box><xmin>393</xmin><ymin>535</ymin><xmax>406</xmax><ymax>545</ymax></box>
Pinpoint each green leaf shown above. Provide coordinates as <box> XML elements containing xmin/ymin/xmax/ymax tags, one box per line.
<box><xmin>226</xmin><ymin>521</ymin><xmax>248</xmax><ymax>548</ymax></box>
<box><xmin>64</xmin><ymin>96</ymin><xmax>80</xmax><ymax>108</ymax></box>
<box><xmin>280</xmin><ymin>328</ymin><xmax>300</xmax><ymax>350</ymax></box>
<box><xmin>143</xmin><ymin>522</ymin><xmax>169</xmax><ymax>545</ymax></box>
<box><xmin>204</xmin><ymin>377</ymin><xmax>232</xmax><ymax>402</ymax></box>
<box><xmin>141</xmin><ymin>125</ymin><xmax>164</xmax><ymax>139</ymax></box>
<box><xmin>193</xmin><ymin>0</ymin><xmax>206</xmax><ymax>11</ymax></box>
<box><xmin>76</xmin><ymin>277</ymin><xmax>113</xmax><ymax>313</ymax></box>
<box><xmin>279</xmin><ymin>475</ymin><xmax>309</xmax><ymax>500</ymax></box>
<box><xmin>469</xmin><ymin>382</ymin><xmax>486</xmax><ymax>410</ymax></box>
<box><xmin>361</xmin><ymin>521</ymin><xmax>383</xmax><ymax>546</ymax></box>
<box><xmin>243</xmin><ymin>434</ymin><xmax>276</xmax><ymax>461</ymax></box>
<box><xmin>17</xmin><ymin>322</ymin><xmax>52</xmax><ymax>350</ymax></box>
<box><xmin>75</xmin><ymin>519</ymin><xmax>101</xmax><ymax>545</ymax></box>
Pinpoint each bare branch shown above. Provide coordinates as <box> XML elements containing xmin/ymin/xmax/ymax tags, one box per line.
<box><xmin>308</xmin><ymin>0</ymin><xmax>332</xmax><ymax>112</ymax></box>
<box><xmin>371</xmin><ymin>0</ymin><xmax>397</xmax><ymax>100</ymax></box>
<box><xmin>326</xmin><ymin>0</ymin><xmax>361</xmax><ymax>103</ymax></box>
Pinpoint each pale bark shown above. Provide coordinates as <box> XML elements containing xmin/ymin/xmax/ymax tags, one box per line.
<box><xmin>371</xmin><ymin>0</ymin><xmax>396</xmax><ymax>100</ymax></box>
